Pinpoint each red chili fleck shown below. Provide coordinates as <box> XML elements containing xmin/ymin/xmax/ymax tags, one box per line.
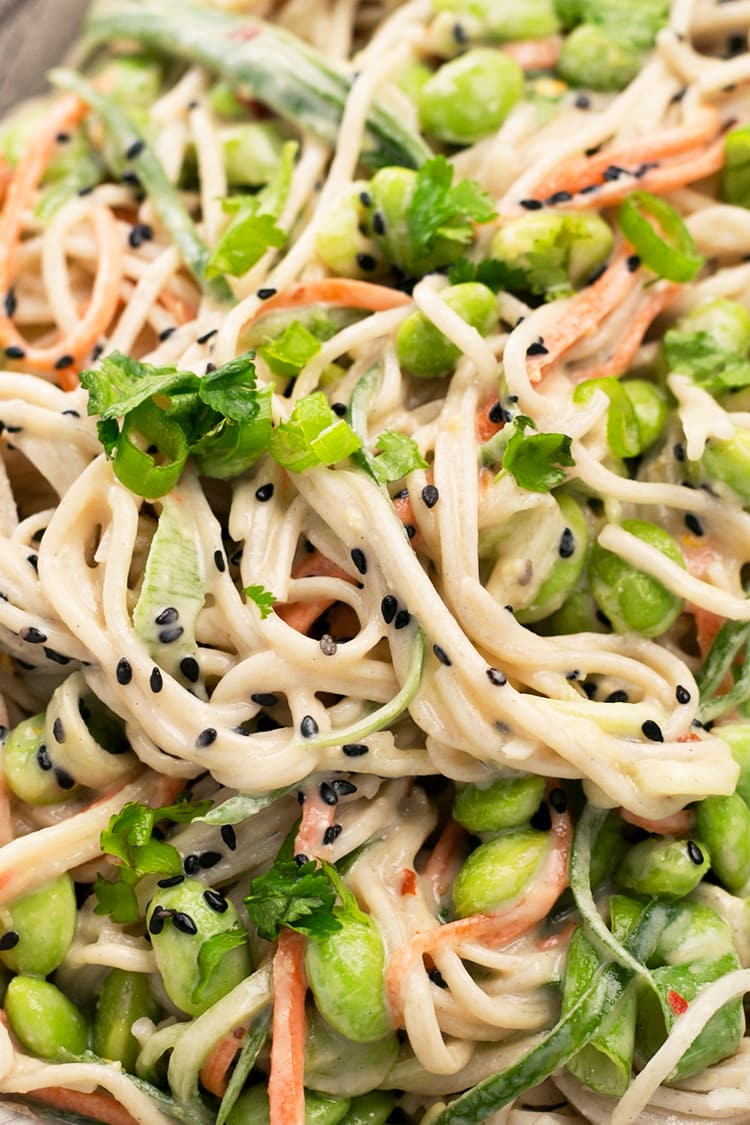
<box><xmin>677</xmin><ymin>732</ymin><xmax>701</xmax><ymax>743</ymax></box>
<box><xmin>400</xmin><ymin>869</ymin><xmax>417</xmax><ymax>896</ymax></box>
<box><xmin>668</xmin><ymin>989</ymin><xmax>688</xmax><ymax>1015</ymax></box>
<box><xmin>229</xmin><ymin>24</ymin><xmax>260</xmax><ymax>41</ymax></box>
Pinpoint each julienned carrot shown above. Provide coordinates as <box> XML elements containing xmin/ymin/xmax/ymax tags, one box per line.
<box><xmin>422</xmin><ymin>819</ymin><xmax>468</xmax><ymax>907</ymax></box>
<box><xmin>683</xmin><ymin>540</ymin><xmax>725</xmax><ymax>657</ymax></box>
<box><xmin>476</xmin><ymin>397</ymin><xmax>504</xmax><ymax>443</ymax></box>
<box><xmin>275</xmin><ymin>548</ymin><xmax>355</xmax><ymax>635</ymax></box>
<box><xmin>385</xmin><ymin>803</ymin><xmax>572</xmax><ymax>1024</ymax></box>
<box><xmin>527</xmin><ymin>252</ymin><xmax>638</xmax><ymax>382</ymax></box>
<box><xmin>294</xmin><ymin>789</ymin><xmax>335</xmax><ymax>860</ymax></box>
<box><xmin>619</xmin><ymin>807</ymin><xmax>695</xmax><ymax>836</ymax></box>
<box><xmin>393</xmin><ymin>492</ymin><xmax>424</xmax><ymax>550</ymax></box>
<box><xmin>200</xmin><ymin>1025</ymin><xmax>247</xmax><ymax>1098</ymax></box>
<box><xmin>268</xmin><ymin>929</ymin><xmax>307</xmax><ymax>1125</ymax></box>
<box><xmin>503</xmin><ymin>36</ymin><xmax>562</xmax><ymax>71</ymax></box>
<box><xmin>26</xmin><ymin>1087</ymin><xmax>138</xmax><ymax>1125</ymax></box>
<box><xmin>527</xmin><ymin>107</ymin><xmax>720</xmax><ymax>203</ymax></box>
<box><xmin>569</xmin><ymin>282</ymin><xmax>680</xmax><ymax>383</ymax></box>
<box><xmin>251</xmin><ymin>278</ymin><xmax>411</xmax><ymax>322</ymax></box>
<box><xmin>159</xmin><ymin>287</ymin><xmax>198</xmax><ymax>325</ymax></box>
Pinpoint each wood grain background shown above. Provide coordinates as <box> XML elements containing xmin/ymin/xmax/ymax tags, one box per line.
<box><xmin>0</xmin><ymin>0</ymin><xmax>89</xmax><ymax>114</ymax></box>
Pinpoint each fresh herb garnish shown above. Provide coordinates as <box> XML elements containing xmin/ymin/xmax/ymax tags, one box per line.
<box><xmin>244</xmin><ymin>857</ymin><xmax>342</xmax><ymax>941</ymax></box>
<box><xmin>268</xmin><ymin>391</ymin><xmax>361</xmax><ymax>472</ymax></box>
<box><xmin>501</xmin><ymin>415</ymin><xmax>575</xmax><ymax>492</ymax></box>
<box><xmin>407</xmin><ymin>156</ymin><xmax>495</xmax><ymax>262</ymax></box>
<box><xmin>243</xmin><ymin>584</ymin><xmax>277</xmax><ymax>618</ymax></box>
<box><xmin>371</xmin><ymin>430</ymin><xmax>428</xmax><ymax>484</ymax></box>
<box><xmin>259</xmin><ymin>320</ymin><xmax>322</xmax><ymax>379</ymax></box>
<box><xmin>663</xmin><ymin>330</ymin><xmax>750</xmax><ymax>394</ymax></box>
<box><xmin>193</xmin><ymin>929</ymin><xmax>249</xmax><ymax>1004</ymax></box>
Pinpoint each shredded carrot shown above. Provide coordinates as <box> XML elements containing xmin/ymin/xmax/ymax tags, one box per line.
<box><xmin>200</xmin><ymin>1024</ymin><xmax>247</xmax><ymax>1098</ymax></box>
<box><xmin>294</xmin><ymin>789</ymin><xmax>335</xmax><ymax>860</ymax></box>
<box><xmin>422</xmin><ymin>819</ymin><xmax>468</xmax><ymax>906</ymax></box>
<box><xmin>475</xmin><ymin>397</ymin><xmax>505</xmax><ymax>444</ymax></box>
<box><xmin>26</xmin><ymin>1087</ymin><xmax>138</xmax><ymax>1125</ymax></box>
<box><xmin>385</xmin><ymin>799</ymin><xmax>572</xmax><ymax>1023</ymax></box>
<box><xmin>393</xmin><ymin>492</ymin><xmax>424</xmax><ymax>550</ymax></box>
<box><xmin>268</xmin><ymin>930</ymin><xmax>307</xmax><ymax>1125</ymax></box>
<box><xmin>158</xmin><ymin>287</ymin><xmax>198</xmax><ymax>325</ymax></box>
<box><xmin>620</xmin><ymin>807</ymin><xmax>695</xmax><ymax>835</ymax></box>
<box><xmin>683</xmin><ymin>541</ymin><xmax>725</xmax><ymax>658</ymax></box>
<box><xmin>275</xmin><ymin>549</ymin><xmax>356</xmax><ymax>636</ymax></box>
<box><xmin>569</xmin><ymin>282</ymin><xmax>680</xmax><ymax>383</ymax></box>
<box><xmin>250</xmin><ymin>278</ymin><xmax>411</xmax><ymax>322</ymax></box>
<box><xmin>503</xmin><ymin>36</ymin><xmax>563</xmax><ymax>71</ymax></box>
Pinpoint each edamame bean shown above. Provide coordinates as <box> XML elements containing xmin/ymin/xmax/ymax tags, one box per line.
<box><xmin>396</xmin><ymin>282</ymin><xmax>497</xmax><ymax>378</ymax></box>
<box><xmin>304</xmin><ymin>1009</ymin><xmax>398</xmax><ymax>1096</ymax></box>
<box><xmin>0</xmin><ymin>874</ymin><xmax>76</xmax><ymax>976</ymax></box>
<box><xmin>701</xmin><ymin>429</ymin><xmax>750</xmax><ymax>504</ymax></box>
<box><xmin>695</xmin><ymin>795</ymin><xmax>750</xmax><ymax>894</ymax></box>
<box><xmin>589</xmin><ymin>519</ymin><xmax>685</xmax><ymax>637</ymax></box>
<box><xmin>226</xmin><ymin>1085</ymin><xmax>350</xmax><ymax>1125</ymax></box>
<box><xmin>305</xmin><ymin>911</ymin><xmax>391</xmax><ymax>1043</ymax></box>
<box><xmin>620</xmin><ymin>379</ymin><xmax>669</xmax><ymax>454</ymax></box>
<box><xmin>490</xmin><ymin>212</ymin><xmax>613</xmax><ymax>300</ymax></box>
<box><xmin>2</xmin><ymin>714</ymin><xmax>78</xmax><ymax>804</ymax></box>
<box><xmin>418</xmin><ymin>50</ymin><xmax>523</xmax><ymax>144</ymax></box>
<box><xmin>396</xmin><ymin>61</ymin><xmax>432</xmax><ymax>103</ymax></box>
<box><xmin>558</xmin><ymin>24</ymin><xmax>641</xmax><ymax>91</ymax></box>
<box><xmin>93</xmin><ymin>969</ymin><xmax>160</xmax><ymax>1073</ymax></box>
<box><xmin>316</xmin><ymin>184</ymin><xmax>383</xmax><ymax>279</ymax></box>
<box><xmin>715</xmin><ymin>723</ymin><xmax>750</xmax><ymax>807</ymax></box>
<box><xmin>453</xmin><ymin>775</ymin><xmax>545</xmax><ymax>833</ymax></box>
<box><xmin>537</xmin><ymin>588</ymin><xmax>612</xmax><ymax>635</ymax></box>
<box><xmin>673</xmin><ymin>299</ymin><xmax>750</xmax><ymax>356</ymax></box>
<box><xmin>367</xmin><ymin>167</ymin><xmax>471</xmax><ymax>277</ymax></box>
<box><xmin>345</xmin><ymin>1092</ymin><xmax>398</xmax><ymax>1125</ymax></box>
<box><xmin>655</xmin><ymin>900</ymin><xmax>738</xmax><ymax>965</ymax></box>
<box><xmin>5</xmin><ymin>976</ymin><xmax>88</xmax><ymax>1059</ymax></box>
<box><xmin>146</xmin><ymin>879</ymin><xmax>251</xmax><ymax>1017</ymax></box>
<box><xmin>517</xmin><ymin>493</ymin><xmax>590</xmax><ymax>623</ymax></box>
<box><xmin>453</xmin><ymin>829</ymin><xmax>549</xmax><ymax>917</ymax></box>
<box><xmin>221</xmin><ymin>123</ymin><xmax>284</xmax><ymax>187</ymax></box>
<box><xmin>616</xmin><ymin>836</ymin><xmax>710</xmax><ymax>900</ymax></box>
<box><xmin>432</xmin><ymin>0</ymin><xmax>560</xmax><ymax>40</ymax></box>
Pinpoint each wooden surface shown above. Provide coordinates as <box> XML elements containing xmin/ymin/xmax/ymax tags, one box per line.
<box><xmin>0</xmin><ymin>0</ymin><xmax>89</xmax><ymax>115</ymax></box>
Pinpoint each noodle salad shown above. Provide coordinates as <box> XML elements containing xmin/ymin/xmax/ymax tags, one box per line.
<box><xmin>2</xmin><ymin>0</ymin><xmax>750</xmax><ymax>1121</ymax></box>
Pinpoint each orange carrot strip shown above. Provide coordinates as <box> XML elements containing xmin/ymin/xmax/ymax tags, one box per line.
<box><xmin>503</xmin><ymin>36</ymin><xmax>562</xmax><ymax>71</ymax></box>
<box><xmin>476</xmin><ymin>396</ymin><xmax>505</xmax><ymax>443</ymax></box>
<box><xmin>569</xmin><ymin>282</ymin><xmax>680</xmax><ymax>383</ymax></box>
<box><xmin>275</xmin><ymin>549</ymin><xmax>356</xmax><ymax>635</ymax></box>
<box><xmin>200</xmin><ymin>1025</ymin><xmax>247</xmax><ymax>1098</ymax></box>
<box><xmin>268</xmin><ymin>929</ymin><xmax>307</xmax><ymax>1125</ymax></box>
<box><xmin>386</xmin><ymin>802</ymin><xmax>572</xmax><ymax>1023</ymax></box>
<box><xmin>620</xmin><ymin>807</ymin><xmax>695</xmax><ymax>835</ymax></box>
<box><xmin>294</xmin><ymin>790</ymin><xmax>335</xmax><ymax>860</ymax></box>
<box><xmin>251</xmin><ymin>279</ymin><xmax>411</xmax><ymax>322</ymax></box>
<box><xmin>682</xmin><ymin>541</ymin><xmax>725</xmax><ymax>657</ymax></box>
<box><xmin>393</xmin><ymin>492</ymin><xmax>424</xmax><ymax>550</ymax></box>
<box><xmin>26</xmin><ymin>1087</ymin><xmax>138</xmax><ymax>1125</ymax></box>
<box><xmin>422</xmin><ymin>819</ymin><xmax>468</xmax><ymax>906</ymax></box>
<box><xmin>158</xmin><ymin>287</ymin><xmax>198</xmax><ymax>325</ymax></box>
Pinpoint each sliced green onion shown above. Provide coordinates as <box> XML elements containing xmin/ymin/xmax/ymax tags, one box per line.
<box><xmin>269</xmin><ymin>392</ymin><xmax>361</xmax><ymax>472</ymax></box>
<box><xmin>573</xmin><ymin>377</ymin><xmax>641</xmax><ymax>459</ymax></box>
<box><xmin>697</xmin><ymin>620</ymin><xmax>750</xmax><ymax>702</ymax></box>
<box><xmin>722</xmin><ymin>125</ymin><xmax>750</xmax><ymax>208</ymax></box>
<box><xmin>618</xmin><ymin>191</ymin><xmax>703</xmax><ymax>283</ymax></box>
<box><xmin>305</xmin><ymin>628</ymin><xmax>424</xmax><ymax>749</ymax></box>
<box><xmin>112</xmin><ymin>400</ymin><xmax>188</xmax><ymax>499</ymax></box>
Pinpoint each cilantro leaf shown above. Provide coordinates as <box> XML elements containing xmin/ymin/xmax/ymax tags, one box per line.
<box><xmin>244</xmin><ymin>859</ymin><xmax>342</xmax><ymax>941</ymax></box>
<box><xmin>80</xmin><ymin>352</ymin><xmax>193</xmax><ymax>420</ymax></box>
<box><xmin>198</xmin><ymin>354</ymin><xmax>265</xmax><ymax>422</ymax></box>
<box><xmin>259</xmin><ymin>321</ymin><xmax>322</xmax><ymax>379</ymax></box>
<box><xmin>207</xmin><ymin>210</ymin><xmax>286</xmax><ymax>280</ymax></box>
<box><xmin>93</xmin><ymin>869</ymin><xmax>140</xmax><ymax>924</ymax></box>
<box><xmin>244</xmin><ymin>584</ymin><xmax>277</xmax><ymax>619</ymax></box>
<box><xmin>268</xmin><ymin>392</ymin><xmax>361</xmax><ymax>473</ymax></box>
<box><xmin>193</xmin><ymin>929</ymin><xmax>248</xmax><ymax>1005</ymax></box>
<box><xmin>371</xmin><ymin>431</ymin><xmax>428</xmax><ymax>484</ymax></box>
<box><xmin>501</xmin><ymin>416</ymin><xmax>575</xmax><ymax>492</ymax></box>
<box><xmin>407</xmin><ymin>156</ymin><xmax>495</xmax><ymax>262</ymax></box>
<box><xmin>663</xmin><ymin>329</ymin><xmax>750</xmax><ymax>394</ymax></box>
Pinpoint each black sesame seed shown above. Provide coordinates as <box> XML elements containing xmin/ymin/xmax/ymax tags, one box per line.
<box><xmin>157</xmin><ymin>875</ymin><xmax>185</xmax><ymax>888</ymax></box>
<box><xmin>626</xmin><ymin>254</ymin><xmax>641</xmax><ymax>272</ymax></box>
<box><xmin>320</xmin><ymin>781</ymin><xmax>338</xmax><ymax>805</ymax></box>
<box><xmin>323</xmin><ymin>824</ymin><xmax>342</xmax><ymax>845</ymax></box>
<box><xmin>372</xmin><ymin>211</ymin><xmax>386</xmax><ymax>236</ymax></box>
<box><xmin>687</xmin><ymin>840</ymin><xmax>704</xmax><ymax>865</ymax></box>
<box><xmin>351</xmin><ymin>548</ymin><xmax>367</xmax><ymax>575</ymax></box>
<box><xmin>381</xmin><ymin>595</ymin><xmax>397</xmax><ymax>624</ymax></box>
<box><xmin>148</xmin><ymin>906</ymin><xmax>169</xmax><ymax>935</ymax></box>
<box><xmin>196</xmin><ymin>728</ymin><xmax>217</xmax><ymax>748</ymax></box>
<box><xmin>546</xmin><ymin>190</ymin><xmax>573</xmax><ymax>205</ymax></box>
<box><xmin>251</xmin><ymin>692</ymin><xmax>278</xmax><ymax>707</ymax></box>
<box><xmin>297</xmin><ymin>790</ymin><xmax>306</xmax><ymax>805</ymax></box>
<box><xmin>184</xmin><ymin>854</ymin><xmax>201</xmax><ymax>875</ymax></box>
<box><xmin>486</xmin><ymin>667</ymin><xmax>507</xmax><ymax>685</ymax></box>
<box><xmin>582</xmin><ymin>682</ymin><xmax>597</xmax><ymax>699</ymax></box>
<box><xmin>356</xmin><ymin>253</ymin><xmax>377</xmax><ymax>272</ymax></box>
<box><xmin>150</xmin><ymin>667</ymin><xmax>163</xmax><ymax>693</ymax></box>
<box><xmin>331</xmin><ymin>779</ymin><xmax>357</xmax><ymax>796</ymax></box>
<box><xmin>452</xmin><ymin>20</ymin><xmax>467</xmax><ymax>43</ymax></box>
<box><xmin>155</xmin><ymin>606</ymin><xmax>179</xmax><ymax>626</ymax></box>
<box><xmin>128</xmin><ymin>222</ymin><xmax>153</xmax><ymax>249</ymax></box>
<box><xmin>116</xmin><ymin>657</ymin><xmax>133</xmax><ymax>685</ymax></box>
<box><xmin>20</xmin><ymin>626</ymin><xmax>47</xmax><ymax>644</ymax></box>
<box><xmin>5</xmin><ymin>346</ymin><xmax>25</xmax><ymax>359</ymax></box>
<box><xmin>394</xmin><ymin>609</ymin><xmax>411</xmax><ymax>629</ymax></box>
<box><xmin>214</xmin><ymin>549</ymin><xmax>226</xmax><ymax>573</ymax></box>
<box><xmin>36</xmin><ymin>744</ymin><xmax>52</xmax><ymax>771</ymax></box>
<box><xmin>300</xmin><ymin>715</ymin><xmax>319</xmax><ymax>738</ymax></box>
<box><xmin>574</xmin><ymin>93</ymin><xmax>591</xmax><ymax>109</ymax></box>
<box><xmin>255</xmin><ymin>483</ymin><xmax>274</xmax><ymax>502</ymax></box>
<box><xmin>488</xmin><ymin>401</ymin><xmax>504</xmax><ymax>425</ymax></box>
<box><xmin>257</xmin><ymin>287</ymin><xmax>277</xmax><ymax>300</ymax></box>
<box><xmin>159</xmin><ymin>326</ymin><xmax>176</xmax><ymax>341</ymax></box>
<box><xmin>180</xmin><ymin>656</ymin><xmax>200</xmax><ymax>683</ymax></box>
<box><xmin>606</xmin><ymin>690</ymin><xmax>629</xmax><ymax>703</ymax></box>
<box><xmin>531</xmin><ymin>803</ymin><xmax>552</xmax><ymax>831</ymax></box>
<box><xmin>3</xmin><ymin>289</ymin><xmax>16</xmax><ymax>317</ymax></box>
<box><xmin>676</xmin><ymin>685</ymin><xmax>691</xmax><ymax>705</ymax></box>
<box><xmin>404</xmin><ymin>523</ymin><xmax>416</xmax><ymax>540</ymax></box>
<box><xmin>54</xmin><ymin>354</ymin><xmax>74</xmax><ymax>370</ymax></box>
<box><xmin>78</xmin><ymin>184</ymin><xmax>95</xmax><ymax>196</ymax></box>
<box><xmin>558</xmin><ymin>528</ymin><xmax>575</xmax><ymax>558</ymax></box>
<box><xmin>433</xmin><ymin>644</ymin><xmax>452</xmax><ymax>667</ymax></box>
<box><xmin>671</xmin><ymin>86</ymin><xmax>687</xmax><ymax>104</ymax></box>
<box><xmin>0</xmin><ymin>931</ymin><xmax>19</xmax><ymax>951</ymax></box>
<box><xmin>684</xmin><ymin>513</ymin><xmax>704</xmax><ymax>537</ymax></box>
<box><xmin>429</xmin><ymin>968</ymin><xmax>448</xmax><ymax>988</ymax></box>
<box><xmin>158</xmin><ymin>626</ymin><xmax>184</xmax><ymax>644</ymax></box>
<box><xmin>342</xmin><ymin>743</ymin><xmax>369</xmax><ymax>757</ymax></box>
<box><xmin>603</xmin><ymin>164</ymin><xmax>626</xmax><ymax>181</ymax></box>
<box><xmin>199</xmin><ymin>851</ymin><xmax>221</xmax><ymax>869</ymax></box>
<box><xmin>172</xmin><ymin>911</ymin><xmax>198</xmax><ymax>935</ymax></box>
<box><xmin>359</xmin><ymin>190</ymin><xmax>372</xmax><ymax>207</ymax></box>
<box><xmin>579</xmin><ymin>184</ymin><xmax>599</xmax><ymax>195</ymax></box>
<box><xmin>197</xmin><ymin>328</ymin><xmax>218</xmax><ymax>345</ymax></box>
<box><xmin>294</xmin><ymin>853</ymin><xmax>309</xmax><ymax>867</ymax></box>
<box><xmin>319</xmin><ymin>634</ymin><xmax>337</xmax><ymax>656</ymax></box>
<box><xmin>220</xmin><ymin>824</ymin><xmax>237</xmax><ymax>851</ymax></box>
<box><xmin>526</xmin><ymin>340</ymin><xmax>549</xmax><ymax>357</ymax></box>
<box><xmin>62</xmin><ymin>409</ymin><xmax>80</xmax><ymax>418</ymax></box>
<box><xmin>641</xmin><ymin>719</ymin><xmax>664</xmax><ymax>742</ymax></box>
<box><xmin>52</xmin><ymin>718</ymin><xmax>65</xmax><ymax>743</ymax></box>
<box><xmin>674</xmin><ymin>442</ymin><xmax>686</xmax><ymax>462</ymax></box>
<box><xmin>203</xmin><ymin>889</ymin><xmax>229</xmax><ymax>913</ymax></box>
<box><xmin>549</xmin><ymin>788</ymin><xmax>567</xmax><ymax>813</ymax></box>
<box><xmin>520</xmin><ymin>199</ymin><xmax>543</xmax><ymax>211</ymax></box>
<box><xmin>331</xmin><ymin>402</ymin><xmax>347</xmax><ymax>417</ymax></box>
<box><xmin>422</xmin><ymin>484</ymin><xmax>439</xmax><ymax>509</ymax></box>
<box><xmin>126</xmin><ymin>139</ymin><xmax>145</xmax><ymax>160</ymax></box>
<box><xmin>55</xmin><ymin>767</ymin><xmax>75</xmax><ymax>790</ymax></box>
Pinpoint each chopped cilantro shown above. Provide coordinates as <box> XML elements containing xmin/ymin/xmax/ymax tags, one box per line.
<box><xmin>244</xmin><ymin>584</ymin><xmax>277</xmax><ymax>618</ymax></box>
<box><xmin>501</xmin><ymin>415</ymin><xmax>575</xmax><ymax>492</ymax></box>
<box><xmin>193</xmin><ymin>929</ymin><xmax>248</xmax><ymax>1004</ymax></box>
<box><xmin>371</xmin><ymin>431</ymin><xmax>428</xmax><ymax>484</ymax></box>
<box><xmin>244</xmin><ymin>858</ymin><xmax>342</xmax><ymax>942</ymax></box>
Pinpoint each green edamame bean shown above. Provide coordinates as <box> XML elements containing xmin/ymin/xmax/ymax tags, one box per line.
<box><xmin>453</xmin><ymin>774</ymin><xmax>545</xmax><ymax>833</ymax></box>
<box><xmin>93</xmin><ymin>969</ymin><xmax>160</xmax><ymax>1073</ymax></box>
<box><xmin>146</xmin><ymin>879</ymin><xmax>251</xmax><ymax>1017</ymax></box>
<box><xmin>367</xmin><ymin>167</ymin><xmax>470</xmax><ymax>277</ymax></box>
<box><xmin>305</xmin><ymin>912</ymin><xmax>391</xmax><ymax>1043</ymax></box>
<box><xmin>674</xmin><ymin>299</ymin><xmax>750</xmax><ymax>356</ymax></box>
<box><xmin>558</xmin><ymin>24</ymin><xmax>641</xmax><ymax>91</ymax></box>
<box><xmin>655</xmin><ymin>900</ymin><xmax>737</xmax><ymax>965</ymax></box>
<box><xmin>221</xmin><ymin>123</ymin><xmax>284</xmax><ymax>188</ymax></box>
<box><xmin>433</xmin><ymin>0</ymin><xmax>560</xmax><ymax>40</ymax></box>
<box><xmin>716</xmin><ymin>723</ymin><xmax>750</xmax><ymax>807</ymax></box>
<box><xmin>345</xmin><ymin>1092</ymin><xmax>398</xmax><ymax>1125</ymax></box>
<box><xmin>0</xmin><ymin>874</ymin><xmax>76</xmax><ymax>976</ymax></box>
<box><xmin>2</xmin><ymin>714</ymin><xmax>77</xmax><ymax>804</ymax></box>
<box><xmin>616</xmin><ymin>836</ymin><xmax>710</xmax><ymax>900</ymax></box>
<box><xmin>620</xmin><ymin>379</ymin><xmax>669</xmax><ymax>454</ymax></box>
<box><xmin>5</xmin><ymin>976</ymin><xmax>88</xmax><ymax>1059</ymax></box>
<box><xmin>396</xmin><ymin>282</ymin><xmax>497</xmax><ymax>378</ymax></box>
<box><xmin>316</xmin><ymin>183</ymin><xmax>383</xmax><ymax>279</ymax></box>
<box><xmin>517</xmin><ymin>493</ymin><xmax>589</xmax><ymax>623</ymax></box>
<box><xmin>537</xmin><ymin>588</ymin><xmax>611</xmax><ymax>636</ymax></box>
<box><xmin>490</xmin><ymin>212</ymin><xmax>613</xmax><ymax>299</ymax></box>
<box><xmin>453</xmin><ymin>829</ymin><xmax>549</xmax><ymax>917</ymax></box>
<box><xmin>208</xmin><ymin>80</ymin><xmax>246</xmax><ymax>119</ymax></box>
<box><xmin>701</xmin><ymin>428</ymin><xmax>750</xmax><ymax>504</ymax></box>
<box><xmin>419</xmin><ymin>50</ymin><xmax>523</xmax><ymax>144</ymax></box>
<box><xmin>227</xmin><ymin>1085</ymin><xmax>350</xmax><ymax>1125</ymax></box>
<box><xmin>304</xmin><ymin>1009</ymin><xmax>398</xmax><ymax>1096</ymax></box>
<box><xmin>695</xmin><ymin>795</ymin><xmax>750</xmax><ymax>894</ymax></box>
<box><xmin>589</xmin><ymin>519</ymin><xmax>685</xmax><ymax>637</ymax></box>
<box><xmin>396</xmin><ymin>61</ymin><xmax>432</xmax><ymax>103</ymax></box>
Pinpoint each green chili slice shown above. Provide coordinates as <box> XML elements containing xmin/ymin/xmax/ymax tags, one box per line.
<box><xmin>618</xmin><ymin>191</ymin><xmax>703</xmax><ymax>283</ymax></box>
<box><xmin>112</xmin><ymin>400</ymin><xmax>188</xmax><ymax>499</ymax></box>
